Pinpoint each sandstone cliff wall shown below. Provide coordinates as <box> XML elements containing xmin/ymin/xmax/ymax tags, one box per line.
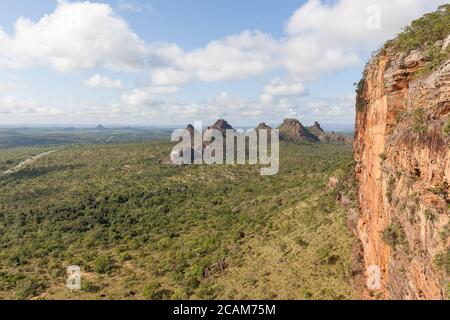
<box><xmin>355</xmin><ymin>47</ymin><xmax>450</xmax><ymax>299</ymax></box>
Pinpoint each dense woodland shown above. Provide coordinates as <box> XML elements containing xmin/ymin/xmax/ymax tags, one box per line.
<box><xmin>0</xmin><ymin>141</ymin><xmax>358</xmax><ymax>299</ymax></box>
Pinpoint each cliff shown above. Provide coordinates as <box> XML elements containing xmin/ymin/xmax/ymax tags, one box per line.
<box><xmin>354</xmin><ymin>6</ymin><xmax>450</xmax><ymax>299</ymax></box>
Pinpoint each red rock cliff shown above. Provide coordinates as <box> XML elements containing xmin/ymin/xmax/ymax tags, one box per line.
<box><xmin>354</xmin><ymin>29</ymin><xmax>450</xmax><ymax>298</ymax></box>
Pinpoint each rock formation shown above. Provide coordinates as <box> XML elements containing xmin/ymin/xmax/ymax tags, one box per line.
<box><xmin>308</xmin><ymin>121</ymin><xmax>351</xmax><ymax>144</ymax></box>
<box><xmin>255</xmin><ymin>122</ymin><xmax>272</xmax><ymax>131</ymax></box>
<box><xmin>207</xmin><ymin>119</ymin><xmax>234</xmax><ymax>136</ymax></box>
<box><xmin>354</xmin><ymin>6</ymin><xmax>450</xmax><ymax>299</ymax></box>
<box><xmin>278</xmin><ymin>119</ymin><xmax>319</xmax><ymax>142</ymax></box>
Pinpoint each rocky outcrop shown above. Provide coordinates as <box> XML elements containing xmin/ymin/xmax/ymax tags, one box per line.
<box><xmin>354</xmin><ymin>26</ymin><xmax>450</xmax><ymax>299</ymax></box>
<box><xmin>308</xmin><ymin>121</ymin><xmax>352</xmax><ymax>145</ymax></box>
<box><xmin>278</xmin><ymin>119</ymin><xmax>319</xmax><ymax>142</ymax></box>
<box><xmin>207</xmin><ymin>119</ymin><xmax>234</xmax><ymax>136</ymax></box>
<box><xmin>255</xmin><ymin>122</ymin><xmax>272</xmax><ymax>131</ymax></box>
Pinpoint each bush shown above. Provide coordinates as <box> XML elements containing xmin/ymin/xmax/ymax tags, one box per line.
<box><xmin>443</xmin><ymin>119</ymin><xmax>450</xmax><ymax>136</ymax></box>
<box><xmin>81</xmin><ymin>280</ymin><xmax>100</xmax><ymax>293</ymax></box>
<box><xmin>389</xmin><ymin>4</ymin><xmax>450</xmax><ymax>74</ymax></box>
<box><xmin>386</xmin><ymin>176</ymin><xmax>396</xmax><ymax>203</ymax></box>
<box><xmin>382</xmin><ymin>222</ymin><xmax>406</xmax><ymax>247</ymax></box>
<box><xmin>94</xmin><ymin>255</ymin><xmax>113</xmax><ymax>274</ymax></box>
<box><xmin>435</xmin><ymin>250</ymin><xmax>450</xmax><ymax>274</ymax></box>
<box><xmin>412</xmin><ymin>108</ymin><xmax>427</xmax><ymax>135</ymax></box>
<box><xmin>14</xmin><ymin>278</ymin><xmax>44</xmax><ymax>300</ymax></box>
<box><xmin>142</xmin><ymin>281</ymin><xmax>161</xmax><ymax>300</ymax></box>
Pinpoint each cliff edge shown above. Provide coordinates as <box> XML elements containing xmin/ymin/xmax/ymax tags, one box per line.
<box><xmin>354</xmin><ymin>5</ymin><xmax>450</xmax><ymax>299</ymax></box>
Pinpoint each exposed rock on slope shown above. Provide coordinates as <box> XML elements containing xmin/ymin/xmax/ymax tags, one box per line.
<box><xmin>308</xmin><ymin>121</ymin><xmax>352</xmax><ymax>145</ymax></box>
<box><xmin>255</xmin><ymin>122</ymin><xmax>272</xmax><ymax>131</ymax></box>
<box><xmin>278</xmin><ymin>119</ymin><xmax>319</xmax><ymax>142</ymax></box>
<box><xmin>207</xmin><ymin>119</ymin><xmax>234</xmax><ymax>136</ymax></box>
<box><xmin>354</xmin><ymin>6</ymin><xmax>450</xmax><ymax>300</ymax></box>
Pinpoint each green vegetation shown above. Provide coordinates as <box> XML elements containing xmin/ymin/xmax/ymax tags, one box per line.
<box><xmin>412</xmin><ymin>108</ymin><xmax>427</xmax><ymax>135</ymax></box>
<box><xmin>0</xmin><ymin>127</ymin><xmax>172</xmax><ymax>149</ymax></box>
<box><xmin>387</xmin><ymin>4</ymin><xmax>450</xmax><ymax>74</ymax></box>
<box><xmin>444</xmin><ymin>119</ymin><xmax>450</xmax><ymax>136</ymax></box>
<box><xmin>0</xmin><ymin>141</ymin><xmax>357</xmax><ymax>300</ymax></box>
<box><xmin>386</xmin><ymin>176</ymin><xmax>396</xmax><ymax>203</ymax></box>
<box><xmin>0</xmin><ymin>146</ymin><xmax>56</xmax><ymax>172</ymax></box>
<box><xmin>355</xmin><ymin>77</ymin><xmax>367</xmax><ymax>111</ymax></box>
<box><xmin>382</xmin><ymin>222</ymin><xmax>406</xmax><ymax>248</ymax></box>
<box><xmin>435</xmin><ymin>250</ymin><xmax>450</xmax><ymax>274</ymax></box>
<box><xmin>94</xmin><ymin>256</ymin><xmax>113</xmax><ymax>274</ymax></box>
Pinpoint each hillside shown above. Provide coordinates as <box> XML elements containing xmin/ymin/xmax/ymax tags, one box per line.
<box><xmin>354</xmin><ymin>5</ymin><xmax>450</xmax><ymax>299</ymax></box>
<box><xmin>0</xmin><ymin>141</ymin><xmax>359</xmax><ymax>300</ymax></box>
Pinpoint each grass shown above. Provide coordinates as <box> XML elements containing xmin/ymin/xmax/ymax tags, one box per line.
<box><xmin>0</xmin><ymin>141</ymin><xmax>357</xmax><ymax>300</ymax></box>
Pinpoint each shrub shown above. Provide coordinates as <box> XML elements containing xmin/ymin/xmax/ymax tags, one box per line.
<box><xmin>355</xmin><ymin>78</ymin><xmax>367</xmax><ymax>111</ymax></box>
<box><xmin>81</xmin><ymin>280</ymin><xmax>100</xmax><ymax>293</ymax></box>
<box><xmin>382</xmin><ymin>222</ymin><xmax>406</xmax><ymax>247</ymax></box>
<box><xmin>142</xmin><ymin>281</ymin><xmax>161</xmax><ymax>300</ymax></box>
<box><xmin>443</xmin><ymin>119</ymin><xmax>450</xmax><ymax>136</ymax></box>
<box><xmin>435</xmin><ymin>250</ymin><xmax>450</xmax><ymax>274</ymax></box>
<box><xmin>14</xmin><ymin>278</ymin><xmax>44</xmax><ymax>300</ymax></box>
<box><xmin>94</xmin><ymin>255</ymin><xmax>113</xmax><ymax>274</ymax></box>
<box><xmin>386</xmin><ymin>176</ymin><xmax>396</xmax><ymax>203</ymax></box>
<box><xmin>412</xmin><ymin>108</ymin><xmax>427</xmax><ymax>135</ymax></box>
<box><xmin>389</xmin><ymin>4</ymin><xmax>450</xmax><ymax>74</ymax></box>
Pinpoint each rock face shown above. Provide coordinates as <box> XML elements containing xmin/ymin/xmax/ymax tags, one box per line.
<box><xmin>278</xmin><ymin>119</ymin><xmax>319</xmax><ymax>142</ymax></box>
<box><xmin>207</xmin><ymin>119</ymin><xmax>234</xmax><ymax>136</ymax></box>
<box><xmin>255</xmin><ymin>122</ymin><xmax>272</xmax><ymax>131</ymax></box>
<box><xmin>308</xmin><ymin>121</ymin><xmax>352</xmax><ymax>144</ymax></box>
<box><xmin>354</xmin><ymin>32</ymin><xmax>450</xmax><ymax>298</ymax></box>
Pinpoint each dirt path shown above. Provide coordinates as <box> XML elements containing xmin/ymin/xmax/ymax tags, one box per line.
<box><xmin>0</xmin><ymin>150</ymin><xmax>57</xmax><ymax>177</ymax></box>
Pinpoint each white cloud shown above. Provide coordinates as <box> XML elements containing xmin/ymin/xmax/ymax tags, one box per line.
<box><xmin>85</xmin><ymin>74</ymin><xmax>123</xmax><ymax>89</ymax></box>
<box><xmin>0</xmin><ymin>0</ymin><xmax>447</xmax><ymax>124</ymax></box>
<box><xmin>121</xmin><ymin>85</ymin><xmax>178</xmax><ymax>106</ymax></box>
<box><xmin>263</xmin><ymin>77</ymin><xmax>307</xmax><ymax>97</ymax></box>
<box><xmin>117</xmin><ymin>0</ymin><xmax>155</xmax><ymax>14</ymax></box>
<box><xmin>0</xmin><ymin>91</ymin><xmax>355</xmax><ymax>126</ymax></box>
<box><xmin>0</xmin><ymin>96</ymin><xmax>42</xmax><ymax>114</ymax></box>
<box><xmin>0</xmin><ymin>80</ymin><xmax>19</xmax><ymax>91</ymax></box>
<box><xmin>285</xmin><ymin>0</ymin><xmax>447</xmax><ymax>48</ymax></box>
<box><xmin>150</xmin><ymin>30</ymin><xmax>280</xmax><ymax>85</ymax></box>
<box><xmin>0</xmin><ymin>1</ymin><xmax>148</xmax><ymax>72</ymax></box>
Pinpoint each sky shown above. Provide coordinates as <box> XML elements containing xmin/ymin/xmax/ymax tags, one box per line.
<box><xmin>0</xmin><ymin>0</ymin><xmax>447</xmax><ymax>127</ymax></box>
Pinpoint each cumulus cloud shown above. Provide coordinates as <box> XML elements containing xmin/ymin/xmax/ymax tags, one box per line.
<box><xmin>150</xmin><ymin>30</ymin><xmax>280</xmax><ymax>85</ymax></box>
<box><xmin>117</xmin><ymin>0</ymin><xmax>155</xmax><ymax>14</ymax></box>
<box><xmin>263</xmin><ymin>77</ymin><xmax>307</xmax><ymax>97</ymax></box>
<box><xmin>0</xmin><ymin>95</ymin><xmax>64</xmax><ymax>116</ymax></box>
<box><xmin>121</xmin><ymin>86</ymin><xmax>179</xmax><ymax>106</ymax></box>
<box><xmin>0</xmin><ymin>0</ymin><xmax>447</xmax><ymax>124</ymax></box>
<box><xmin>0</xmin><ymin>1</ymin><xmax>148</xmax><ymax>72</ymax></box>
<box><xmin>0</xmin><ymin>0</ymin><xmax>445</xmax><ymax>79</ymax></box>
<box><xmin>85</xmin><ymin>74</ymin><xmax>123</xmax><ymax>89</ymax></box>
<box><xmin>285</xmin><ymin>0</ymin><xmax>447</xmax><ymax>48</ymax></box>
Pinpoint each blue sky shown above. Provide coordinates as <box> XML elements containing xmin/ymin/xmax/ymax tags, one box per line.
<box><xmin>0</xmin><ymin>0</ymin><xmax>446</xmax><ymax>126</ymax></box>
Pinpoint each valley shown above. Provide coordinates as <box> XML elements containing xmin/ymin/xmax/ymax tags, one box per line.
<box><xmin>0</xmin><ymin>140</ymin><xmax>359</xmax><ymax>300</ymax></box>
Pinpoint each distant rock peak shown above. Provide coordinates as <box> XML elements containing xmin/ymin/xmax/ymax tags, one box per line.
<box><xmin>313</xmin><ymin>121</ymin><xmax>324</xmax><ymax>132</ymax></box>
